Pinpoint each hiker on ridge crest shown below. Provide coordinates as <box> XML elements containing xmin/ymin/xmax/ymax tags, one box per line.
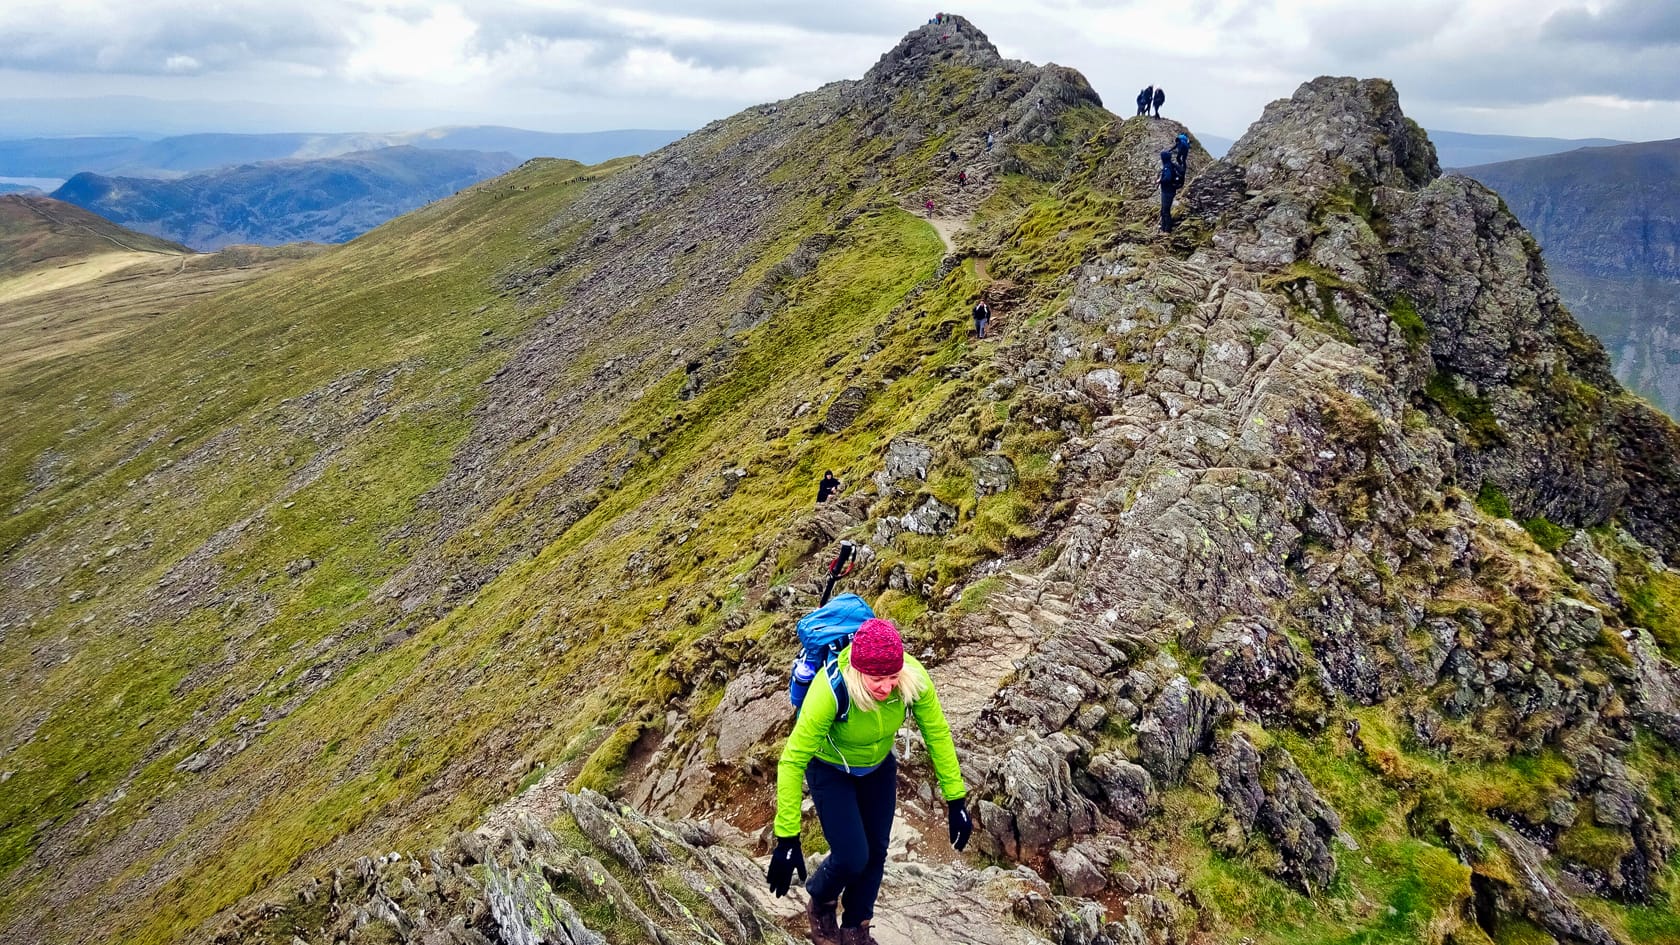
<box><xmin>1159</xmin><ymin>148</ymin><xmax>1182</xmax><ymax>231</ymax></box>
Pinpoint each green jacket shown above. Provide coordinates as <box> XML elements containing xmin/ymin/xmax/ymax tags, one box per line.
<box><xmin>774</xmin><ymin>648</ymin><xmax>966</xmax><ymax>838</ymax></box>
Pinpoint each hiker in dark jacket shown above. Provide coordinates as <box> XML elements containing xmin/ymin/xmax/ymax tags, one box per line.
<box><xmin>1152</xmin><ymin>86</ymin><xmax>1165</xmax><ymax>118</ymax></box>
<box><xmin>817</xmin><ymin>471</ymin><xmax>842</xmax><ymax>504</ymax></box>
<box><xmin>1159</xmin><ymin>149</ymin><xmax>1181</xmax><ymax>232</ymax></box>
<box><xmin>1172</xmin><ymin>133</ymin><xmax>1190</xmax><ymax>174</ymax></box>
<box><xmin>1137</xmin><ymin>85</ymin><xmax>1153</xmax><ymax>116</ymax></box>
<box><xmin>972</xmin><ymin>299</ymin><xmax>991</xmax><ymax>339</ymax></box>
<box><xmin>766</xmin><ymin>618</ymin><xmax>969</xmax><ymax>945</ymax></box>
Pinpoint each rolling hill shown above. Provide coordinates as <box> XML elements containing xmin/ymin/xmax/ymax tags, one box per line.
<box><xmin>0</xmin><ymin>194</ymin><xmax>320</xmax><ymax>370</ymax></box>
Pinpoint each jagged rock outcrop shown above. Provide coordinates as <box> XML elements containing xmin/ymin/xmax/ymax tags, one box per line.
<box><xmin>1211</xmin><ymin>735</ymin><xmax>1349</xmax><ymax>892</ymax></box>
<box><xmin>214</xmin><ymin>791</ymin><xmax>1148</xmax><ymax>945</ymax></box>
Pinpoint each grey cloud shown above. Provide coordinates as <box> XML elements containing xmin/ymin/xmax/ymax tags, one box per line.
<box><xmin>0</xmin><ymin>6</ymin><xmax>346</xmax><ymax>76</ymax></box>
<box><xmin>1542</xmin><ymin>1</ymin><xmax>1680</xmax><ymax>49</ymax></box>
<box><xmin>468</xmin><ymin>8</ymin><xmax>783</xmax><ymax>72</ymax></box>
<box><xmin>1303</xmin><ymin>2</ymin><xmax>1455</xmax><ymax>61</ymax></box>
<box><xmin>1268</xmin><ymin>4</ymin><xmax>1680</xmax><ymax>112</ymax></box>
<box><xmin>465</xmin><ymin>8</ymin><xmax>628</xmax><ymax>52</ymax></box>
<box><xmin>1400</xmin><ymin>42</ymin><xmax>1680</xmax><ymax>105</ymax></box>
<box><xmin>585</xmin><ymin>1</ymin><xmax>910</xmax><ymax>36</ymax></box>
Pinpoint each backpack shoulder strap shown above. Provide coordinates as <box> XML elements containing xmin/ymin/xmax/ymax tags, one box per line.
<box><xmin>824</xmin><ymin>657</ymin><xmax>849</xmax><ymax>724</ymax></box>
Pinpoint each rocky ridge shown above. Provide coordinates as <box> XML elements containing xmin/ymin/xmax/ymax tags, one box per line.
<box><xmin>3</xmin><ymin>18</ymin><xmax>1679</xmax><ymax>945</ymax></box>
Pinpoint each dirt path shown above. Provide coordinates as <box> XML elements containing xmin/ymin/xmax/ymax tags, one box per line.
<box><xmin>927</xmin><ymin>216</ymin><xmax>966</xmax><ymax>254</ymax></box>
<box><xmin>19</xmin><ymin>198</ymin><xmax>172</xmax><ymax>256</ymax></box>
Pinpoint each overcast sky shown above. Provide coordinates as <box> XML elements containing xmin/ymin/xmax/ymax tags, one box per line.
<box><xmin>2</xmin><ymin>0</ymin><xmax>1679</xmax><ymax>141</ymax></box>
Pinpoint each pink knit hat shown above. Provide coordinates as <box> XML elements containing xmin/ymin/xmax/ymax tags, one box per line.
<box><xmin>851</xmin><ymin>618</ymin><xmax>904</xmax><ymax>676</ymax></box>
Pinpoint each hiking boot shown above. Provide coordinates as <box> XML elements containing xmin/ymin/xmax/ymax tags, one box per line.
<box><xmin>838</xmin><ymin>922</ymin><xmax>880</xmax><ymax>945</ymax></box>
<box><xmin>806</xmin><ymin>897</ymin><xmax>840</xmax><ymax>944</ymax></box>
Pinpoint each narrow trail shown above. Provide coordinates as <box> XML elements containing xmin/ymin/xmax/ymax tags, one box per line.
<box><xmin>927</xmin><ymin>215</ymin><xmax>966</xmax><ymax>254</ymax></box>
<box><xmin>16</xmin><ymin>196</ymin><xmax>183</xmax><ymax>258</ymax></box>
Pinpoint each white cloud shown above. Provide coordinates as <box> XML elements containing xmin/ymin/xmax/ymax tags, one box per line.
<box><xmin>0</xmin><ymin>0</ymin><xmax>1676</xmax><ymax>140</ymax></box>
<box><xmin>342</xmin><ymin>5</ymin><xmax>490</xmax><ymax>84</ymax></box>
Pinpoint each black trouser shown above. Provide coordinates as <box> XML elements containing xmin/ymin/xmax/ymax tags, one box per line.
<box><xmin>805</xmin><ymin>753</ymin><xmax>897</xmax><ymax>927</ymax></box>
<box><xmin>1161</xmin><ymin>186</ymin><xmax>1178</xmax><ymax>230</ymax></box>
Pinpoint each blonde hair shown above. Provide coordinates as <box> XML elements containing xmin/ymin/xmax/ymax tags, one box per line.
<box><xmin>840</xmin><ymin>658</ymin><xmax>927</xmax><ymax>713</ymax></box>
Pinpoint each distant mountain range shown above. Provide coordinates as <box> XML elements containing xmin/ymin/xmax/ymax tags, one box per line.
<box><xmin>1461</xmin><ymin>138</ymin><xmax>1680</xmax><ymax>417</ymax></box>
<box><xmin>1429</xmin><ymin>130</ymin><xmax>1630</xmax><ymax>168</ymax></box>
<box><xmin>0</xmin><ymin>127</ymin><xmax>685</xmax><ymax>179</ymax></box>
<box><xmin>50</xmin><ymin>146</ymin><xmax>522</xmax><ymax>250</ymax></box>
<box><xmin>1168</xmin><ymin>129</ymin><xmax>1627</xmax><ymax>166</ymax></box>
<box><xmin>0</xmin><ymin>123</ymin><xmax>1628</xmax><ymax>179</ymax></box>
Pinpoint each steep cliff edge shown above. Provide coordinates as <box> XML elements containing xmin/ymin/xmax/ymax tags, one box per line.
<box><xmin>1462</xmin><ymin>140</ymin><xmax>1680</xmax><ymax>419</ymax></box>
<box><xmin>3</xmin><ymin>19</ymin><xmax>1678</xmax><ymax>945</ymax></box>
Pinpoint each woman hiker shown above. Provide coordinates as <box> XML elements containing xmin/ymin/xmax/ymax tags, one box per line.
<box><xmin>766</xmin><ymin>618</ymin><xmax>971</xmax><ymax>945</ymax></box>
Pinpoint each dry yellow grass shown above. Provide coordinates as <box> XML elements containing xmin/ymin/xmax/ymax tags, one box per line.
<box><xmin>0</xmin><ymin>248</ymin><xmax>317</xmax><ymax>370</ymax></box>
<box><xmin>0</xmin><ymin>250</ymin><xmax>169</xmax><ymax>304</ymax></box>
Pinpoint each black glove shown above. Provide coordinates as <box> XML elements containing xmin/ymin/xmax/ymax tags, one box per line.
<box><xmin>766</xmin><ymin>835</ymin><xmax>806</xmax><ymax>897</ymax></box>
<box><xmin>947</xmin><ymin>797</ymin><xmax>972</xmax><ymax>852</ymax></box>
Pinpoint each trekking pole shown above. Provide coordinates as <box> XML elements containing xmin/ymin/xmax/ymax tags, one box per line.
<box><xmin>819</xmin><ymin>540</ymin><xmax>855</xmax><ymax>605</ymax></box>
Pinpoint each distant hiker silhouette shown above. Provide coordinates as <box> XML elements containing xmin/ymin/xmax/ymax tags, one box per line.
<box><xmin>985</xmin><ymin>131</ymin><xmax>995</xmax><ymax>151</ymax></box>
<box><xmin>1159</xmin><ymin>148</ymin><xmax>1183</xmax><ymax>231</ymax></box>
<box><xmin>1173</xmin><ymin>133</ymin><xmax>1190</xmax><ymax>174</ymax></box>
<box><xmin>768</xmin><ymin>616</ymin><xmax>969</xmax><ymax>945</ymax></box>
<box><xmin>957</xmin><ymin>169</ymin><xmax>968</xmax><ymax>188</ymax></box>
<box><xmin>924</xmin><ymin>198</ymin><xmax>935</xmax><ymax>216</ymax></box>
<box><xmin>1152</xmin><ymin>87</ymin><xmax>1166</xmax><ymax>118</ymax></box>
<box><xmin>817</xmin><ymin>471</ymin><xmax>843</xmax><ymax>504</ymax></box>
<box><xmin>1137</xmin><ymin>85</ymin><xmax>1154</xmax><ymax>117</ymax></box>
<box><xmin>972</xmin><ymin>300</ymin><xmax>991</xmax><ymax>339</ymax></box>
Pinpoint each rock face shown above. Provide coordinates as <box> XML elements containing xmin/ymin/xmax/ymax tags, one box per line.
<box><xmin>1462</xmin><ymin>140</ymin><xmax>1680</xmax><ymax>418</ymax></box>
<box><xmin>213</xmin><ymin>790</ymin><xmax>1123</xmax><ymax>945</ymax></box>
<box><xmin>1212</xmin><ymin>735</ymin><xmax>1348</xmax><ymax>892</ymax></box>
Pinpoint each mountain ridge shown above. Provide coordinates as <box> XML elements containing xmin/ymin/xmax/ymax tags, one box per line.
<box><xmin>0</xmin><ymin>128</ymin><xmax>687</xmax><ymax>179</ymax></box>
<box><xmin>2</xmin><ymin>17</ymin><xmax>1678</xmax><ymax>945</ymax></box>
<box><xmin>1431</xmin><ymin>129</ymin><xmax>1631</xmax><ymax>169</ymax></box>
<box><xmin>1461</xmin><ymin>138</ymin><xmax>1680</xmax><ymax>417</ymax></box>
<box><xmin>49</xmin><ymin>146</ymin><xmax>524</xmax><ymax>250</ymax></box>
<box><xmin>0</xmin><ymin>193</ymin><xmax>190</xmax><ymax>269</ymax></box>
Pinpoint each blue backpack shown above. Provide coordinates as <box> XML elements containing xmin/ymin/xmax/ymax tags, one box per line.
<box><xmin>789</xmin><ymin>593</ymin><xmax>874</xmax><ymax>724</ymax></box>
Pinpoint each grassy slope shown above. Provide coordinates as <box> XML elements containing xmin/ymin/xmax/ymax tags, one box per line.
<box><xmin>0</xmin><ymin>158</ymin><xmax>613</xmax><ymax>941</ymax></box>
<box><xmin>0</xmin><ymin>195</ymin><xmax>189</xmax><ymax>267</ymax></box>
<box><xmin>0</xmin><ymin>69</ymin><xmax>1124</xmax><ymax>937</ymax></box>
<box><xmin>1</xmin><ymin>62</ymin><xmax>1676</xmax><ymax>945</ymax></box>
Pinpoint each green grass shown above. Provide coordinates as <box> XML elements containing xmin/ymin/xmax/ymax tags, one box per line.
<box><xmin>1521</xmin><ymin>516</ymin><xmax>1572</xmax><ymax>552</ymax></box>
<box><xmin>1475</xmin><ymin>481</ymin><xmax>1514</xmax><ymax>519</ymax></box>
<box><xmin>1424</xmin><ymin>373</ymin><xmax>1504</xmax><ymax>446</ymax></box>
<box><xmin>1388</xmin><ymin>294</ymin><xmax>1429</xmax><ymax>351</ymax></box>
<box><xmin>0</xmin><ymin>159</ymin><xmax>614</xmax><ymax>941</ymax></box>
